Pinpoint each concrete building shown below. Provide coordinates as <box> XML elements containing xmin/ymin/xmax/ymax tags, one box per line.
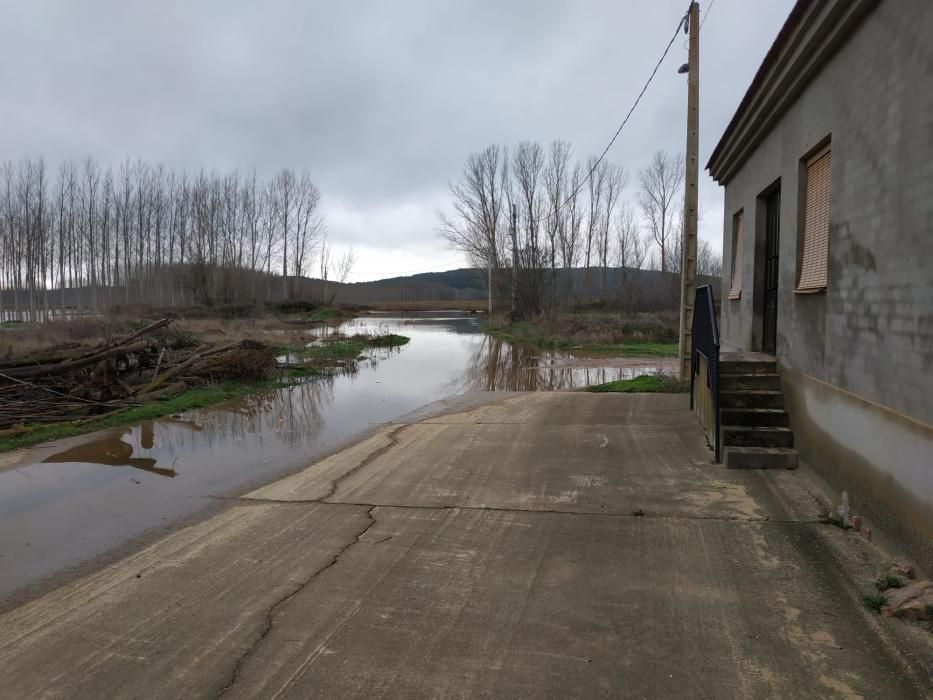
<box><xmin>707</xmin><ymin>0</ymin><xmax>933</xmax><ymax>570</ymax></box>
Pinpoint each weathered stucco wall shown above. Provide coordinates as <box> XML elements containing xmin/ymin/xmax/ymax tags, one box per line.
<box><xmin>717</xmin><ymin>0</ymin><xmax>933</xmax><ymax>569</ymax></box>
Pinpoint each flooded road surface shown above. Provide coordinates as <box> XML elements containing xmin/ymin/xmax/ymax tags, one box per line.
<box><xmin>0</xmin><ymin>313</ymin><xmax>674</xmax><ymax>604</ymax></box>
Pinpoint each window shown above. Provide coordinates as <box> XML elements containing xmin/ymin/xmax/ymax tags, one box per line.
<box><xmin>728</xmin><ymin>210</ymin><xmax>743</xmax><ymax>300</ymax></box>
<box><xmin>797</xmin><ymin>145</ymin><xmax>832</xmax><ymax>291</ymax></box>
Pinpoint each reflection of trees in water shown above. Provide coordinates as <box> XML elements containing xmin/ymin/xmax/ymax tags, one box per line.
<box><xmin>44</xmin><ymin>378</ymin><xmax>342</xmax><ymax>476</ymax></box>
<box><xmin>456</xmin><ymin>336</ymin><xmax>652</xmax><ymax>392</ymax></box>
<box><xmin>43</xmin><ymin>372</ymin><xmax>353</xmax><ymax>477</ymax></box>
<box><xmin>121</xmin><ymin>349</ymin><xmax>414</xmax><ymax>468</ymax></box>
<box><xmin>172</xmin><ymin>376</ymin><xmax>337</xmax><ymax>451</ymax></box>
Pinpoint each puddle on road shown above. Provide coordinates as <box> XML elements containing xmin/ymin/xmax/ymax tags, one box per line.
<box><xmin>0</xmin><ymin>312</ymin><xmax>675</xmax><ymax>602</ymax></box>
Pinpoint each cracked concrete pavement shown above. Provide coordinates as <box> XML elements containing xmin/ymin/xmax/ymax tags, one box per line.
<box><xmin>1</xmin><ymin>392</ymin><xmax>932</xmax><ymax>698</ymax></box>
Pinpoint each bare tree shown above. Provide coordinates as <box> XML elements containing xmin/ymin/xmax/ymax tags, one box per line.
<box><xmin>636</xmin><ymin>150</ymin><xmax>684</xmax><ymax>273</ymax></box>
<box><xmin>291</xmin><ymin>170</ymin><xmax>324</xmax><ymax>287</ymax></box>
<box><xmin>320</xmin><ymin>234</ymin><xmax>356</xmax><ymax>304</ymax></box>
<box><xmin>697</xmin><ymin>239</ymin><xmax>722</xmax><ymax>277</ymax></box>
<box><xmin>544</xmin><ymin>141</ymin><xmax>571</xmax><ymax>302</ymax></box>
<box><xmin>583</xmin><ymin>156</ymin><xmax>607</xmax><ymax>294</ymax></box>
<box><xmin>597</xmin><ymin>164</ymin><xmax>626</xmax><ymax>294</ymax></box>
<box><xmin>511</xmin><ymin>141</ymin><xmax>548</xmax><ymax>317</ymax></box>
<box><xmin>614</xmin><ymin>202</ymin><xmax>646</xmax><ymax>270</ymax></box>
<box><xmin>437</xmin><ymin>145</ymin><xmax>509</xmax><ymax>311</ymax></box>
<box><xmin>560</xmin><ymin>161</ymin><xmax>584</xmax><ymax>271</ymax></box>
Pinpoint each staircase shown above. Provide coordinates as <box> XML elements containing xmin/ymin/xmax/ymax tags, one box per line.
<box><xmin>719</xmin><ymin>353</ymin><xmax>798</xmax><ymax>469</ymax></box>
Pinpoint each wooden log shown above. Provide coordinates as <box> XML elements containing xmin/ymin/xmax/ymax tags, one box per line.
<box><xmin>133</xmin><ymin>341</ymin><xmax>241</xmax><ymax>396</ymax></box>
<box><xmin>0</xmin><ymin>318</ymin><xmax>170</xmax><ymax>373</ymax></box>
<box><xmin>0</xmin><ymin>341</ymin><xmax>150</xmax><ymax>380</ymax></box>
<box><xmin>136</xmin><ymin>381</ymin><xmax>187</xmax><ymax>402</ymax></box>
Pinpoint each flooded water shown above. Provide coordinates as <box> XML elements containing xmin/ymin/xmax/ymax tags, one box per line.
<box><xmin>0</xmin><ymin>312</ymin><xmax>673</xmax><ymax>603</ymax></box>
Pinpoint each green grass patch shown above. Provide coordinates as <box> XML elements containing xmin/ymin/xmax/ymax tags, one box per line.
<box><xmin>360</xmin><ymin>334</ymin><xmax>410</xmax><ymax>348</ymax></box>
<box><xmin>306</xmin><ymin>340</ymin><xmax>368</xmax><ymax>362</ymax></box>
<box><xmin>0</xmin><ymin>381</ymin><xmax>272</xmax><ymax>454</ymax></box>
<box><xmin>583</xmin><ymin>374</ymin><xmax>688</xmax><ymax>393</ymax></box>
<box><xmin>862</xmin><ymin>592</ymin><xmax>888</xmax><ymax>613</ymax></box>
<box><xmin>309</xmin><ymin>307</ymin><xmax>355</xmax><ymax>322</ymax></box>
<box><xmin>276</xmin><ymin>334</ymin><xmax>409</xmax><ymax>362</ymax></box>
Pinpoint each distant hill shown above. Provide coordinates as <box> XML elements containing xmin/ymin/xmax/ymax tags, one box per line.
<box><xmin>0</xmin><ymin>266</ymin><xmax>719</xmax><ymax>313</ymax></box>
<box><xmin>331</xmin><ymin>269</ymin><xmax>487</xmax><ymax>304</ymax></box>
<box><xmin>327</xmin><ymin>267</ymin><xmax>720</xmax><ymax>310</ymax></box>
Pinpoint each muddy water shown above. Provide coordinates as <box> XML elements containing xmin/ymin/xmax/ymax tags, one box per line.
<box><xmin>0</xmin><ymin>313</ymin><xmax>673</xmax><ymax>603</ymax></box>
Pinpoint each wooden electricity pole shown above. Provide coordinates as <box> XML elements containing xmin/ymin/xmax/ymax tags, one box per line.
<box><xmin>678</xmin><ymin>1</ymin><xmax>700</xmax><ymax>380</ymax></box>
<box><xmin>510</xmin><ymin>204</ymin><xmax>518</xmax><ymax>320</ymax></box>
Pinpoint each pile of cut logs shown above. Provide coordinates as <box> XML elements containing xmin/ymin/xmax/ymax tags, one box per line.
<box><xmin>0</xmin><ymin>319</ymin><xmax>272</xmax><ymax>433</ymax></box>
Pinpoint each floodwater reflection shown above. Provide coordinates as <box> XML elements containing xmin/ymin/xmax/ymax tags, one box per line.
<box><xmin>458</xmin><ymin>335</ymin><xmax>675</xmax><ymax>392</ymax></box>
<box><xmin>0</xmin><ymin>311</ymin><xmax>675</xmax><ymax>601</ymax></box>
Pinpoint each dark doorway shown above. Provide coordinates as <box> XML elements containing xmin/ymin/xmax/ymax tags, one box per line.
<box><xmin>762</xmin><ymin>188</ymin><xmax>781</xmax><ymax>355</ymax></box>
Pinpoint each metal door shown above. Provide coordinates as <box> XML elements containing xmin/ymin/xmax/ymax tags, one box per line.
<box><xmin>762</xmin><ymin>189</ymin><xmax>780</xmax><ymax>355</ymax></box>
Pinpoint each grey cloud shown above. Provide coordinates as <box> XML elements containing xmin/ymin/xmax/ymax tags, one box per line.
<box><xmin>0</xmin><ymin>0</ymin><xmax>796</xmax><ymax>267</ymax></box>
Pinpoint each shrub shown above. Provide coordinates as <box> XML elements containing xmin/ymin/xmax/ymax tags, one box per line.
<box><xmin>274</xmin><ymin>299</ymin><xmax>318</xmax><ymax>314</ymax></box>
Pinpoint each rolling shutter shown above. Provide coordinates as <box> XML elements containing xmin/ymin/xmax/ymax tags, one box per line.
<box><xmin>797</xmin><ymin>147</ymin><xmax>831</xmax><ymax>291</ymax></box>
<box><xmin>728</xmin><ymin>211</ymin><xmax>743</xmax><ymax>299</ymax></box>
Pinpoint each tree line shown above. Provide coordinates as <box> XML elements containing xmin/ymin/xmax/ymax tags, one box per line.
<box><xmin>439</xmin><ymin>142</ymin><xmax>721</xmax><ymax>317</ymax></box>
<box><xmin>0</xmin><ymin>158</ymin><xmax>353</xmax><ymax>321</ymax></box>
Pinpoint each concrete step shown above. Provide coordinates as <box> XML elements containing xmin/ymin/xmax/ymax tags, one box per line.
<box><xmin>720</xmin><ymin>359</ymin><xmax>777</xmax><ymax>375</ymax></box>
<box><xmin>720</xmin><ymin>407</ymin><xmax>789</xmax><ymax>427</ymax></box>
<box><xmin>722</xmin><ymin>425</ymin><xmax>794</xmax><ymax>448</ymax></box>
<box><xmin>720</xmin><ymin>373</ymin><xmax>781</xmax><ymax>391</ymax></box>
<box><xmin>720</xmin><ymin>390</ymin><xmax>784</xmax><ymax>409</ymax></box>
<box><xmin>723</xmin><ymin>446</ymin><xmax>799</xmax><ymax>470</ymax></box>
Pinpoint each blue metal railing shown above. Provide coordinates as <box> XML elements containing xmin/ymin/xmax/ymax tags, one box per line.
<box><xmin>690</xmin><ymin>284</ymin><xmax>721</xmax><ymax>462</ymax></box>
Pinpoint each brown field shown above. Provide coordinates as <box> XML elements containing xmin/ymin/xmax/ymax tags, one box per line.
<box><xmin>0</xmin><ymin>315</ymin><xmax>323</xmax><ymax>360</ymax></box>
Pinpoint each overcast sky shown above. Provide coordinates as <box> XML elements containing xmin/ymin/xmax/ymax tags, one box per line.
<box><xmin>0</xmin><ymin>0</ymin><xmax>795</xmax><ymax>281</ymax></box>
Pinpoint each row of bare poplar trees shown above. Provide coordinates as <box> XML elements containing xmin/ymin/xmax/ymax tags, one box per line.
<box><xmin>439</xmin><ymin>142</ymin><xmax>721</xmax><ymax>317</ymax></box>
<box><xmin>0</xmin><ymin>158</ymin><xmax>350</xmax><ymax>321</ymax></box>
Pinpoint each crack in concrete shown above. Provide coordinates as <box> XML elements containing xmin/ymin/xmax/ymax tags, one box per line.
<box><xmin>214</xmin><ymin>505</ymin><xmax>378</xmax><ymax>698</ymax></box>
<box><xmin>212</xmin><ymin>495</ymin><xmax>824</xmax><ymax>525</ymax></box>
<box><xmin>321</xmin><ymin>424</ymin><xmax>410</xmax><ymax>501</ymax></box>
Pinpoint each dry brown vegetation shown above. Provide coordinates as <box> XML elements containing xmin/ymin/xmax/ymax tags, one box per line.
<box><xmin>0</xmin><ymin>318</ymin><xmax>280</xmax><ymax>432</ymax></box>
<box><xmin>0</xmin><ymin>314</ymin><xmax>314</xmax><ymax>360</ymax></box>
<box><xmin>0</xmin><ymin>318</ymin><xmax>134</xmax><ymax>359</ymax></box>
<box><xmin>487</xmin><ymin>311</ymin><xmax>679</xmax><ymax>349</ymax></box>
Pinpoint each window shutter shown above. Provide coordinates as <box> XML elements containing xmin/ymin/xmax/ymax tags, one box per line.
<box><xmin>728</xmin><ymin>212</ymin><xmax>743</xmax><ymax>299</ymax></box>
<box><xmin>798</xmin><ymin>148</ymin><xmax>831</xmax><ymax>291</ymax></box>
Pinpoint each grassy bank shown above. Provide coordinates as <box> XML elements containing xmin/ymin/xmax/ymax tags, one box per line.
<box><xmin>487</xmin><ymin>313</ymin><xmax>679</xmax><ymax>357</ymax></box>
<box><xmin>0</xmin><ymin>332</ymin><xmax>411</xmax><ymax>454</ymax></box>
<box><xmin>583</xmin><ymin>375</ymin><xmax>688</xmax><ymax>393</ymax></box>
<box><xmin>308</xmin><ymin>306</ymin><xmax>356</xmax><ymax>322</ymax></box>
<box><xmin>277</xmin><ymin>333</ymin><xmax>409</xmax><ymax>363</ymax></box>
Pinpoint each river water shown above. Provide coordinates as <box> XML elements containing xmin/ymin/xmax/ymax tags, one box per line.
<box><xmin>0</xmin><ymin>312</ymin><xmax>674</xmax><ymax>604</ymax></box>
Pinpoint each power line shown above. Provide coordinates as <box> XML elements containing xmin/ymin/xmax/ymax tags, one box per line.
<box><xmin>533</xmin><ymin>2</ymin><xmax>692</xmax><ymax>224</ymax></box>
<box><xmin>700</xmin><ymin>0</ymin><xmax>716</xmax><ymax>28</ymax></box>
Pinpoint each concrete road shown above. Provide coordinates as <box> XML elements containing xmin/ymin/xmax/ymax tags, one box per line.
<box><xmin>1</xmin><ymin>393</ymin><xmax>931</xmax><ymax>698</ymax></box>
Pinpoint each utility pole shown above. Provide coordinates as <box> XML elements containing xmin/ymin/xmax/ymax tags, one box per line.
<box><xmin>678</xmin><ymin>1</ymin><xmax>700</xmax><ymax>380</ymax></box>
<box><xmin>510</xmin><ymin>204</ymin><xmax>518</xmax><ymax>320</ymax></box>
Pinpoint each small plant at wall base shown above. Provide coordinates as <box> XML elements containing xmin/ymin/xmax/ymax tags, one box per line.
<box><xmin>875</xmin><ymin>575</ymin><xmax>904</xmax><ymax>592</ymax></box>
<box><xmin>862</xmin><ymin>592</ymin><xmax>887</xmax><ymax>613</ymax></box>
